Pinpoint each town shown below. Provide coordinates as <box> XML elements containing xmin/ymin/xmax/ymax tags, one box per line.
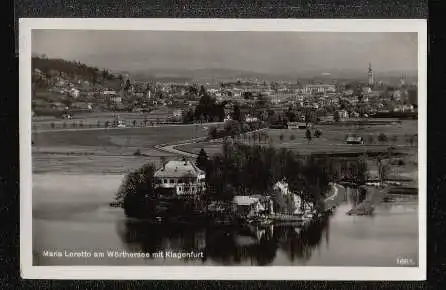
<box><xmin>32</xmin><ymin>56</ymin><xmax>417</xmax><ymax>130</ymax></box>
<box><xmin>31</xmin><ymin>55</ymin><xmax>418</xmax><ymax>229</ymax></box>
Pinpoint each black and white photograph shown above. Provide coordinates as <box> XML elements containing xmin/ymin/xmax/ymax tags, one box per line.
<box><xmin>20</xmin><ymin>19</ymin><xmax>426</xmax><ymax>280</ymax></box>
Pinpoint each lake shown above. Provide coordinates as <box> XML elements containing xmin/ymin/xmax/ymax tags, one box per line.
<box><xmin>32</xmin><ymin>174</ymin><xmax>419</xmax><ymax>267</ymax></box>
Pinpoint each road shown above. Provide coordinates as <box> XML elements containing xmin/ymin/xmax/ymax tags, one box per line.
<box><xmin>34</xmin><ymin>122</ymin><xmax>224</xmax><ymax>133</ymax></box>
<box><xmin>324</xmin><ymin>183</ymin><xmax>345</xmax><ymax>210</ymax></box>
<box><xmin>154</xmin><ymin>127</ymin><xmax>269</xmax><ymax>158</ymax></box>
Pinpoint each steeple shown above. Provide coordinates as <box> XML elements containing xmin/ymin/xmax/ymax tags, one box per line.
<box><xmin>367</xmin><ymin>62</ymin><xmax>374</xmax><ymax>87</ymax></box>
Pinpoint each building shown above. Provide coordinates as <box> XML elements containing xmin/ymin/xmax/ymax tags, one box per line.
<box><xmin>303</xmin><ymin>84</ymin><xmax>336</xmax><ymax>94</ymax></box>
<box><xmin>273</xmin><ymin>181</ymin><xmax>313</xmax><ymax>215</ymax></box>
<box><xmin>172</xmin><ymin>109</ymin><xmax>183</xmax><ymax>119</ymax></box>
<box><xmin>232</xmin><ymin>196</ymin><xmax>265</xmax><ymax>217</ymax></box>
<box><xmin>287</xmin><ymin>122</ymin><xmax>308</xmax><ymax>129</ymax></box>
<box><xmin>154</xmin><ymin>159</ymin><xmax>206</xmax><ymax>196</ymax></box>
<box><xmin>244</xmin><ymin>115</ymin><xmax>259</xmax><ymax>123</ymax></box>
<box><xmin>337</xmin><ymin>109</ymin><xmax>349</xmax><ymax>120</ymax></box>
<box><xmin>368</xmin><ymin>62</ymin><xmax>374</xmax><ymax>87</ymax></box>
<box><xmin>69</xmin><ymin>88</ymin><xmax>80</xmax><ymax>98</ymax></box>
<box><xmin>345</xmin><ymin>135</ymin><xmax>364</xmax><ymax>145</ymax></box>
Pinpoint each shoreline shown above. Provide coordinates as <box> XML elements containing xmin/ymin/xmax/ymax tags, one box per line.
<box><xmin>346</xmin><ymin>185</ymin><xmax>388</xmax><ymax>216</ymax></box>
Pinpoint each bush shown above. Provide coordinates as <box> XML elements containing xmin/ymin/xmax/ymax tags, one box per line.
<box><xmin>115</xmin><ymin>163</ymin><xmax>157</xmax><ymax>218</ymax></box>
<box><xmin>378</xmin><ymin>133</ymin><xmax>388</xmax><ymax>143</ymax></box>
<box><xmin>208</xmin><ymin>126</ymin><xmax>218</xmax><ymax>139</ymax></box>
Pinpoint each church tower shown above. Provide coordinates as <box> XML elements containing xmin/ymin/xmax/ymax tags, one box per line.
<box><xmin>368</xmin><ymin>62</ymin><xmax>374</xmax><ymax>87</ymax></box>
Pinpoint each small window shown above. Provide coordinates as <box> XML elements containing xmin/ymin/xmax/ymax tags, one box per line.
<box><xmin>170</xmin><ymin>179</ymin><xmax>174</xmax><ymax>184</ymax></box>
<box><xmin>163</xmin><ymin>179</ymin><xmax>167</xmax><ymax>184</ymax></box>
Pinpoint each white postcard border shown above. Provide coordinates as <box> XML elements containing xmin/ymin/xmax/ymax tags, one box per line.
<box><xmin>20</xmin><ymin>18</ymin><xmax>427</xmax><ymax>281</ymax></box>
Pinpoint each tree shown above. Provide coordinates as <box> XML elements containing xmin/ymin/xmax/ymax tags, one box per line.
<box><xmin>196</xmin><ymin>148</ymin><xmax>209</xmax><ymax>170</ymax></box>
<box><xmin>199</xmin><ymin>85</ymin><xmax>207</xmax><ymax>97</ymax></box>
<box><xmin>378</xmin><ymin>133</ymin><xmax>388</xmax><ymax>144</ymax></box>
<box><xmin>208</xmin><ymin>126</ymin><xmax>218</xmax><ymax>139</ymax></box>
<box><xmin>232</xmin><ymin>104</ymin><xmax>242</xmax><ymax>122</ymax></box>
<box><xmin>407</xmin><ymin>134</ymin><xmax>416</xmax><ymax>147</ymax></box>
<box><xmin>115</xmin><ymin>163</ymin><xmax>157</xmax><ymax>218</ymax></box>
<box><xmin>224</xmin><ymin>120</ymin><xmax>241</xmax><ymax>137</ymax></box>
<box><xmin>390</xmin><ymin>135</ymin><xmax>398</xmax><ymax>145</ymax></box>
<box><xmin>377</xmin><ymin>157</ymin><xmax>390</xmax><ymax>185</ymax></box>
<box><xmin>305</xmin><ymin>129</ymin><xmax>312</xmax><ymax>144</ymax></box>
<box><xmin>334</xmin><ymin>111</ymin><xmax>340</xmax><ymax>122</ymax></box>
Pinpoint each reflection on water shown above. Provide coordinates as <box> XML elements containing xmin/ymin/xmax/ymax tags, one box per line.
<box><xmin>32</xmin><ymin>174</ymin><xmax>419</xmax><ymax>267</ymax></box>
<box><xmin>116</xmin><ymin>217</ymin><xmax>330</xmax><ymax>266</ymax></box>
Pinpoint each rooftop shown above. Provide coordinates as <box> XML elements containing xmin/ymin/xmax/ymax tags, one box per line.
<box><xmin>154</xmin><ymin>160</ymin><xmax>205</xmax><ymax>178</ymax></box>
<box><xmin>233</xmin><ymin>195</ymin><xmax>260</xmax><ymax>206</ymax></box>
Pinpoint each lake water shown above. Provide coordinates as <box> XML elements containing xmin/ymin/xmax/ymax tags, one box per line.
<box><xmin>32</xmin><ymin>174</ymin><xmax>419</xmax><ymax>267</ymax></box>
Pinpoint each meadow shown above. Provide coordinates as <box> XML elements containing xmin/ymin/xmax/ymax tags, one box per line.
<box><xmin>32</xmin><ymin>108</ymin><xmax>181</xmax><ymax>129</ymax></box>
<box><xmin>177</xmin><ymin>119</ymin><xmax>418</xmax><ymax>156</ymax></box>
<box><xmin>176</xmin><ymin>119</ymin><xmax>419</xmax><ymax>187</ymax></box>
<box><xmin>32</xmin><ymin>123</ymin><xmax>223</xmax><ymax>174</ymax></box>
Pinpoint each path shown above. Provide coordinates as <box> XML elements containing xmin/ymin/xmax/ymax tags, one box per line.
<box><xmin>154</xmin><ymin>127</ymin><xmax>268</xmax><ymax>158</ymax></box>
<box><xmin>323</xmin><ymin>183</ymin><xmax>345</xmax><ymax>210</ymax></box>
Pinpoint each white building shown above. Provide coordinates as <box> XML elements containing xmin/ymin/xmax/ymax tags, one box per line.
<box><xmin>273</xmin><ymin>181</ymin><xmax>314</xmax><ymax>215</ymax></box>
<box><xmin>69</xmin><ymin>88</ymin><xmax>80</xmax><ymax>98</ymax></box>
<box><xmin>245</xmin><ymin>115</ymin><xmax>259</xmax><ymax>123</ymax></box>
<box><xmin>232</xmin><ymin>196</ymin><xmax>265</xmax><ymax>217</ymax></box>
<box><xmin>154</xmin><ymin>160</ymin><xmax>206</xmax><ymax>196</ymax></box>
<box><xmin>303</xmin><ymin>84</ymin><xmax>336</xmax><ymax>94</ymax></box>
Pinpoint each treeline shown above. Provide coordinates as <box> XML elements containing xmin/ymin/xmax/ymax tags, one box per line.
<box><xmin>182</xmin><ymin>86</ymin><xmax>225</xmax><ymax>123</ymax></box>
<box><xmin>207</xmin><ymin>120</ymin><xmax>266</xmax><ymax>139</ymax></box>
<box><xmin>198</xmin><ymin>142</ymin><xmax>368</xmax><ymax>210</ymax></box>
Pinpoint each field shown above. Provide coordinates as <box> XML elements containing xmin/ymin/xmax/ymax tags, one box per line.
<box><xmin>32</xmin><ymin>123</ymin><xmax>223</xmax><ymax>174</ymax></box>
<box><xmin>177</xmin><ymin>119</ymin><xmax>418</xmax><ymax>156</ymax></box>
<box><xmin>32</xmin><ymin>118</ymin><xmax>419</xmax><ymax>188</ymax></box>
<box><xmin>32</xmin><ymin>108</ymin><xmax>181</xmax><ymax>129</ymax></box>
<box><xmin>176</xmin><ymin>119</ymin><xmax>419</xmax><ymax>187</ymax></box>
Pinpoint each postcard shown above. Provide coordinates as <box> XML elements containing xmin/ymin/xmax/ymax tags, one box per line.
<box><xmin>20</xmin><ymin>18</ymin><xmax>426</xmax><ymax>280</ymax></box>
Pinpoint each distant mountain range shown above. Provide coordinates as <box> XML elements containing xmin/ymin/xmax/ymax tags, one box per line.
<box><xmin>123</xmin><ymin>67</ymin><xmax>418</xmax><ymax>83</ymax></box>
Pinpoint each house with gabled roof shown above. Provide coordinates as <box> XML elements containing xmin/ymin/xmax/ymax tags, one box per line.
<box><xmin>154</xmin><ymin>159</ymin><xmax>206</xmax><ymax>196</ymax></box>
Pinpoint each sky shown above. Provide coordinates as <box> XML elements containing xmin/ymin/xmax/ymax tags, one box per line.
<box><xmin>32</xmin><ymin>30</ymin><xmax>418</xmax><ymax>76</ymax></box>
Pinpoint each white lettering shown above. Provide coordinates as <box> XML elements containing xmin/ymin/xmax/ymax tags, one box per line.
<box><xmin>42</xmin><ymin>250</ymin><xmax>62</xmax><ymax>257</ymax></box>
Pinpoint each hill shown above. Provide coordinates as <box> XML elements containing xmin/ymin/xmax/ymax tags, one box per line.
<box><xmin>32</xmin><ymin>57</ymin><xmax>122</xmax><ymax>88</ymax></box>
